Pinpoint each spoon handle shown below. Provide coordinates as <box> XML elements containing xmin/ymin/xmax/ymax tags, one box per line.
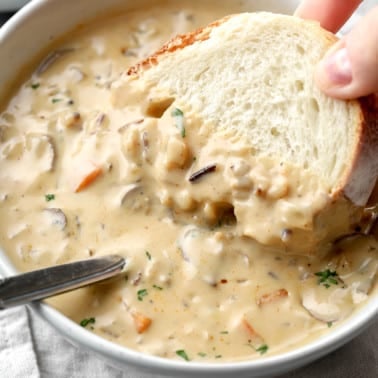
<box><xmin>0</xmin><ymin>255</ymin><xmax>126</xmax><ymax>309</ymax></box>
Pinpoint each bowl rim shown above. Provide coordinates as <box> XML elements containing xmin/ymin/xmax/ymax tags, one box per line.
<box><xmin>0</xmin><ymin>0</ymin><xmax>377</xmax><ymax>376</ymax></box>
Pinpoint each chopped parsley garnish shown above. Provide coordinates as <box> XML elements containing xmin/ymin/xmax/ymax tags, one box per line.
<box><xmin>45</xmin><ymin>193</ymin><xmax>55</xmax><ymax>202</ymax></box>
<box><xmin>255</xmin><ymin>344</ymin><xmax>269</xmax><ymax>355</ymax></box>
<box><xmin>327</xmin><ymin>322</ymin><xmax>333</xmax><ymax>328</ymax></box>
<box><xmin>145</xmin><ymin>251</ymin><xmax>151</xmax><ymax>260</ymax></box>
<box><xmin>198</xmin><ymin>352</ymin><xmax>206</xmax><ymax>357</ymax></box>
<box><xmin>215</xmin><ymin>355</ymin><xmax>222</xmax><ymax>359</ymax></box>
<box><xmin>80</xmin><ymin>317</ymin><xmax>95</xmax><ymax>327</ymax></box>
<box><xmin>176</xmin><ymin>349</ymin><xmax>190</xmax><ymax>361</ymax></box>
<box><xmin>171</xmin><ymin>107</ymin><xmax>185</xmax><ymax>137</ymax></box>
<box><xmin>137</xmin><ymin>288</ymin><xmax>148</xmax><ymax>301</ymax></box>
<box><xmin>220</xmin><ymin>331</ymin><xmax>229</xmax><ymax>334</ymax></box>
<box><xmin>52</xmin><ymin>98</ymin><xmax>63</xmax><ymax>103</ymax></box>
<box><xmin>315</xmin><ymin>269</ymin><xmax>339</xmax><ymax>288</ymax></box>
<box><xmin>153</xmin><ymin>284</ymin><xmax>163</xmax><ymax>290</ymax></box>
<box><xmin>31</xmin><ymin>83</ymin><xmax>40</xmax><ymax>89</ymax></box>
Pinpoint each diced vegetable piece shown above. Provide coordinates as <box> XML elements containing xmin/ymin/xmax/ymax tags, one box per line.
<box><xmin>132</xmin><ymin>312</ymin><xmax>152</xmax><ymax>334</ymax></box>
<box><xmin>143</xmin><ymin>97</ymin><xmax>174</xmax><ymax>118</ymax></box>
<box><xmin>165</xmin><ymin>136</ymin><xmax>189</xmax><ymax>169</ymax></box>
<box><xmin>242</xmin><ymin>318</ymin><xmax>263</xmax><ymax>342</ymax></box>
<box><xmin>73</xmin><ymin>161</ymin><xmax>102</xmax><ymax>192</ymax></box>
<box><xmin>257</xmin><ymin>288</ymin><xmax>288</xmax><ymax>306</ymax></box>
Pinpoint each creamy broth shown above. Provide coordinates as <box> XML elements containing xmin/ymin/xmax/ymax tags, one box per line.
<box><xmin>0</xmin><ymin>0</ymin><xmax>377</xmax><ymax>363</ymax></box>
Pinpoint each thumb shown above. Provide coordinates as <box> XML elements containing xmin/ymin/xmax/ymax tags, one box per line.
<box><xmin>315</xmin><ymin>6</ymin><xmax>378</xmax><ymax>99</ymax></box>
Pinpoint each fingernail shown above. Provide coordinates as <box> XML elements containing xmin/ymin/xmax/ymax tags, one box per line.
<box><xmin>320</xmin><ymin>47</ymin><xmax>352</xmax><ymax>86</ymax></box>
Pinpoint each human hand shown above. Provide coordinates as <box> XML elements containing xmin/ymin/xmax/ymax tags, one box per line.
<box><xmin>295</xmin><ymin>0</ymin><xmax>378</xmax><ymax>99</ymax></box>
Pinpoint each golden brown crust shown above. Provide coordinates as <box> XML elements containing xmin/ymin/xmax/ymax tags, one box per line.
<box><xmin>343</xmin><ymin>94</ymin><xmax>378</xmax><ymax>205</ymax></box>
<box><xmin>127</xmin><ymin>16</ymin><xmax>232</xmax><ymax>76</ymax></box>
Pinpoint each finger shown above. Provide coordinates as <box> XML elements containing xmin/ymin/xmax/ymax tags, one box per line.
<box><xmin>294</xmin><ymin>0</ymin><xmax>362</xmax><ymax>33</ymax></box>
<box><xmin>314</xmin><ymin>6</ymin><xmax>378</xmax><ymax>99</ymax></box>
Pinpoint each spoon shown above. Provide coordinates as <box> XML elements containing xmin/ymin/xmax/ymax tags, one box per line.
<box><xmin>0</xmin><ymin>255</ymin><xmax>126</xmax><ymax>309</ymax></box>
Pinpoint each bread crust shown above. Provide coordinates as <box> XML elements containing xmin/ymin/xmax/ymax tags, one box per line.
<box><xmin>127</xmin><ymin>16</ymin><xmax>232</xmax><ymax>76</ymax></box>
<box><xmin>127</xmin><ymin>13</ymin><xmax>378</xmax><ymax>208</ymax></box>
<box><xmin>341</xmin><ymin>94</ymin><xmax>378</xmax><ymax>206</ymax></box>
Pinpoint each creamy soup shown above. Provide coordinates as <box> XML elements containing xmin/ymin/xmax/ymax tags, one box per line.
<box><xmin>0</xmin><ymin>0</ymin><xmax>377</xmax><ymax>363</ymax></box>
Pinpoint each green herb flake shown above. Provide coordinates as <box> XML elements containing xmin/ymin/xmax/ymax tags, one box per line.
<box><xmin>315</xmin><ymin>269</ymin><xmax>339</xmax><ymax>288</ymax></box>
<box><xmin>215</xmin><ymin>355</ymin><xmax>222</xmax><ymax>359</ymax></box>
<box><xmin>256</xmin><ymin>344</ymin><xmax>269</xmax><ymax>355</ymax></box>
<box><xmin>153</xmin><ymin>284</ymin><xmax>163</xmax><ymax>290</ymax></box>
<box><xmin>327</xmin><ymin>321</ymin><xmax>333</xmax><ymax>328</ymax></box>
<box><xmin>52</xmin><ymin>98</ymin><xmax>63</xmax><ymax>104</ymax></box>
<box><xmin>31</xmin><ymin>83</ymin><xmax>40</xmax><ymax>90</ymax></box>
<box><xmin>45</xmin><ymin>194</ymin><xmax>55</xmax><ymax>202</ymax></box>
<box><xmin>80</xmin><ymin>317</ymin><xmax>95</xmax><ymax>327</ymax></box>
<box><xmin>171</xmin><ymin>107</ymin><xmax>185</xmax><ymax>137</ymax></box>
<box><xmin>198</xmin><ymin>352</ymin><xmax>206</xmax><ymax>357</ymax></box>
<box><xmin>220</xmin><ymin>331</ymin><xmax>229</xmax><ymax>334</ymax></box>
<box><xmin>145</xmin><ymin>251</ymin><xmax>151</xmax><ymax>260</ymax></box>
<box><xmin>137</xmin><ymin>288</ymin><xmax>148</xmax><ymax>301</ymax></box>
<box><xmin>176</xmin><ymin>349</ymin><xmax>190</xmax><ymax>361</ymax></box>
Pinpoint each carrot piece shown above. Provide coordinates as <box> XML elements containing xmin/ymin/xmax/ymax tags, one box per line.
<box><xmin>132</xmin><ymin>312</ymin><xmax>152</xmax><ymax>334</ymax></box>
<box><xmin>257</xmin><ymin>288</ymin><xmax>288</xmax><ymax>307</ymax></box>
<box><xmin>74</xmin><ymin>162</ymin><xmax>102</xmax><ymax>192</ymax></box>
<box><xmin>242</xmin><ymin>317</ymin><xmax>262</xmax><ymax>340</ymax></box>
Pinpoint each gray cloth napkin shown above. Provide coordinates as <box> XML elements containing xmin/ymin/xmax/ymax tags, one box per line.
<box><xmin>0</xmin><ymin>307</ymin><xmax>39</xmax><ymax>378</ymax></box>
<box><xmin>0</xmin><ymin>305</ymin><xmax>377</xmax><ymax>378</ymax></box>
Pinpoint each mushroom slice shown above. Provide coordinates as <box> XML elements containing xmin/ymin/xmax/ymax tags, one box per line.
<box><xmin>354</xmin><ymin>258</ymin><xmax>378</xmax><ymax>294</ymax></box>
<box><xmin>0</xmin><ymin>133</ymin><xmax>55</xmax><ymax>180</ymax></box>
<box><xmin>301</xmin><ymin>289</ymin><xmax>341</xmax><ymax>323</ymax></box>
<box><xmin>36</xmin><ymin>48</ymin><xmax>75</xmax><ymax>75</ymax></box>
<box><xmin>301</xmin><ymin>288</ymin><xmax>352</xmax><ymax>323</ymax></box>
<box><xmin>120</xmin><ymin>184</ymin><xmax>145</xmax><ymax>210</ymax></box>
<box><xmin>178</xmin><ymin>226</ymin><xmax>224</xmax><ymax>283</ymax></box>
<box><xmin>107</xmin><ymin>183</ymin><xmax>149</xmax><ymax>212</ymax></box>
<box><xmin>44</xmin><ymin>208</ymin><xmax>67</xmax><ymax>230</ymax></box>
<box><xmin>26</xmin><ymin>134</ymin><xmax>56</xmax><ymax>172</ymax></box>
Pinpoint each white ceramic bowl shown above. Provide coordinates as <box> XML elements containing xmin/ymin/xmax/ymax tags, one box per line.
<box><xmin>0</xmin><ymin>1</ymin><xmax>377</xmax><ymax>377</ymax></box>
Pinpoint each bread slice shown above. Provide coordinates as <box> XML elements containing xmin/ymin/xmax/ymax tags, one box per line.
<box><xmin>118</xmin><ymin>12</ymin><xmax>378</xmax><ymax>254</ymax></box>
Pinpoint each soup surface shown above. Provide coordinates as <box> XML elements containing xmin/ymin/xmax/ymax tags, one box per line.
<box><xmin>0</xmin><ymin>0</ymin><xmax>377</xmax><ymax>362</ymax></box>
